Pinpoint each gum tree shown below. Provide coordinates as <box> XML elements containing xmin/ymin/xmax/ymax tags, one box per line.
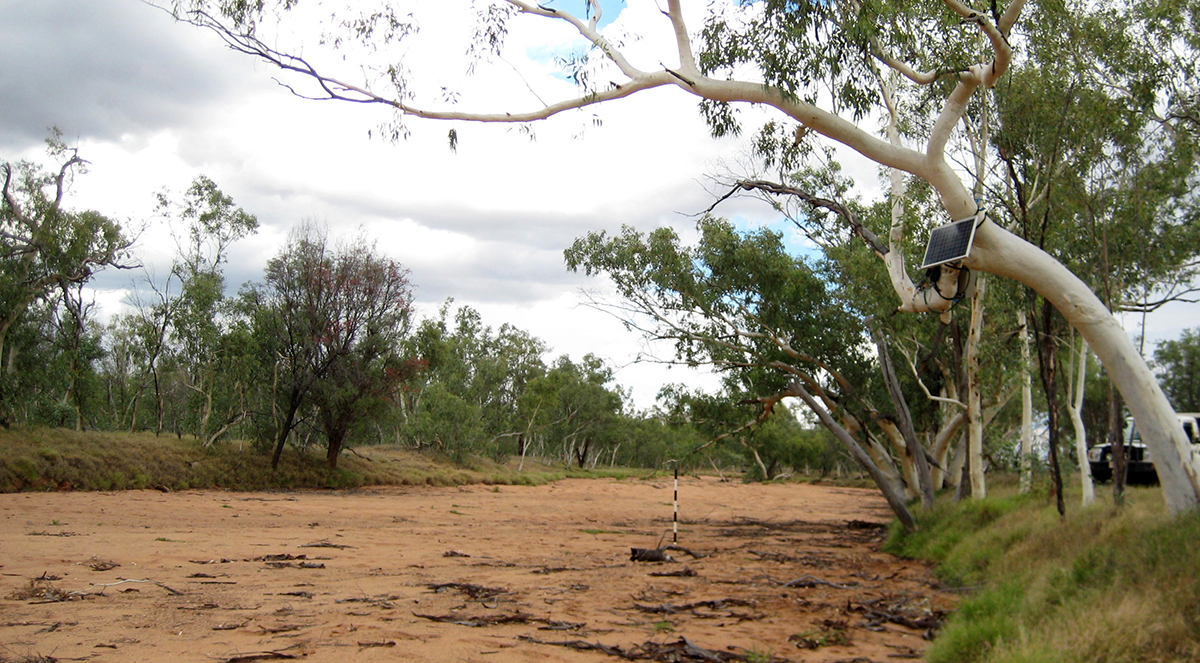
<box><xmin>171</xmin><ymin>0</ymin><xmax>1200</xmax><ymax>513</ymax></box>
<box><xmin>566</xmin><ymin>217</ymin><xmax>921</xmax><ymax>528</ymax></box>
<box><xmin>0</xmin><ymin>132</ymin><xmax>133</xmax><ymax>425</ymax></box>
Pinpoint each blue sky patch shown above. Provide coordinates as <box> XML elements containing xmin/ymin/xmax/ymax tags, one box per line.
<box><xmin>537</xmin><ymin>0</ymin><xmax>626</xmax><ymax>30</ymax></box>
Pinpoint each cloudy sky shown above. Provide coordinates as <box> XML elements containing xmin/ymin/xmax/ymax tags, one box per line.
<box><xmin>1</xmin><ymin>0</ymin><xmax>1192</xmax><ymax>408</ymax></box>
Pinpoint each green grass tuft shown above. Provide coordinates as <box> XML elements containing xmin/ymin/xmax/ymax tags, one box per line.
<box><xmin>890</xmin><ymin>481</ymin><xmax>1200</xmax><ymax>663</ymax></box>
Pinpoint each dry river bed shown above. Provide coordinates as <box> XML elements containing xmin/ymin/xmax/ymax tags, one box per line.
<box><xmin>1</xmin><ymin>477</ymin><xmax>956</xmax><ymax>663</ymax></box>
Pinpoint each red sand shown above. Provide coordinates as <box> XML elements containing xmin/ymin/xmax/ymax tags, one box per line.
<box><xmin>1</xmin><ymin>477</ymin><xmax>954</xmax><ymax>662</ymax></box>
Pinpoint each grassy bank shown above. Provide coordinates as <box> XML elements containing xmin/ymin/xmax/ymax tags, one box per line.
<box><xmin>0</xmin><ymin>427</ymin><xmax>643</xmax><ymax>493</ymax></box>
<box><xmin>887</xmin><ymin>480</ymin><xmax>1200</xmax><ymax>663</ymax></box>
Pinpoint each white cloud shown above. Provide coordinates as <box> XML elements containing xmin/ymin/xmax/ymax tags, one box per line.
<box><xmin>3</xmin><ymin>0</ymin><xmax>1190</xmax><ymax>411</ymax></box>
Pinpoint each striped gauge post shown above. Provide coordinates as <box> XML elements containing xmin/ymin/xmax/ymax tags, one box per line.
<box><xmin>672</xmin><ymin>463</ymin><xmax>678</xmax><ymax>544</ymax></box>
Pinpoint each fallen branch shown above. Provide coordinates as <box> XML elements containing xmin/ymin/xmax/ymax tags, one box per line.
<box><xmin>775</xmin><ymin>575</ymin><xmax>855</xmax><ymax>590</ymax></box>
<box><xmin>88</xmin><ymin>578</ymin><xmax>184</xmax><ymax>596</ymax></box>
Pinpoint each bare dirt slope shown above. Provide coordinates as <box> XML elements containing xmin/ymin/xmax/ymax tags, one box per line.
<box><xmin>1</xmin><ymin>477</ymin><xmax>953</xmax><ymax>663</ymax></box>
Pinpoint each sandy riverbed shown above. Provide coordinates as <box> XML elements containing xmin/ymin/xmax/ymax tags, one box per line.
<box><xmin>1</xmin><ymin>477</ymin><xmax>953</xmax><ymax>662</ymax></box>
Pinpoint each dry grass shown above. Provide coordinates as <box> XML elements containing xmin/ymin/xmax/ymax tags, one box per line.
<box><xmin>0</xmin><ymin>427</ymin><xmax>647</xmax><ymax>494</ymax></box>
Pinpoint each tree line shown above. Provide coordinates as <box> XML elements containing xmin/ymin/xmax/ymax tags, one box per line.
<box><xmin>1</xmin><ymin>143</ymin><xmax>848</xmax><ymax>477</ymax></box>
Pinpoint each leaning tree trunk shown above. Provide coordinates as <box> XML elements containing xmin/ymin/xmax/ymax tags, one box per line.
<box><xmin>965</xmin><ymin>219</ymin><xmax>1200</xmax><ymax>514</ymax></box>
<box><xmin>791</xmin><ymin>381</ymin><xmax>916</xmax><ymax>531</ymax></box>
<box><xmin>873</xmin><ymin>331</ymin><xmax>935</xmax><ymax>508</ymax></box>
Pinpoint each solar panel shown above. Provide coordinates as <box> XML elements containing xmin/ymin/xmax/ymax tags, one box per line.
<box><xmin>920</xmin><ymin>213</ymin><xmax>982</xmax><ymax>269</ymax></box>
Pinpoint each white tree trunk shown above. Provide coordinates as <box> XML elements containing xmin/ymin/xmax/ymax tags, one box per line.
<box><xmin>968</xmin><ymin>222</ymin><xmax>1199</xmax><ymax>513</ymax></box>
<box><xmin>1018</xmin><ymin>309</ymin><xmax>1035</xmax><ymax>493</ymax></box>
<box><xmin>879</xmin><ymin>419</ymin><xmax>921</xmax><ymax>500</ymax></box>
<box><xmin>966</xmin><ymin>275</ymin><xmax>987</xmax><ymax>498</ymax></box>
<box><xmin>1067</xmin><ymin>337</ymin><xmax>1096</xmax><ymax>506</ymax></box>
<box><xmin>931</xmin><ymin>410</ymin><xmax>966</xmax><ymax>490</ymax></box>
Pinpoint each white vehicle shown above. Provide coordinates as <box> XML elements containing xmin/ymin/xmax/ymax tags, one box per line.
<box><xmin>1088</xmin><ymin>413</ymin><xmax>1200</xmax><ymax>484</ymax></box>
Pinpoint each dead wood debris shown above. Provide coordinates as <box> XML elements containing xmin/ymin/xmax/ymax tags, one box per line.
<box><xmin>631</xmin><ymin>598</ymin><xmax>758</xmax><ymax>619</ymax></box>
<box><xmin>630</xmin><ymin>548</ymin><xmax>672</xmax><ymax>562</ymax></box>
<box><xmin>1</xmin><ymin>655</ymin><xmax>60</xmax><ymax>663</ymax></box>
<box><xmin>789</xmin><ymin>618</ymin><xmax>851</xmax><ymax>649</ymax></box>
<box><xmin>847</xmin><ymin>596</ymin><xmax>945</xmax><ymax>635</ymax></box>
<box><xmin>257</xmin><ymin>623</ymin><xmax>306</xmax><ymax>634</ymax></box>
<box><xmin>299</xmin><ymin>540</ymin><xmax>351</xmax><ymax>549</ymax></box>
<box><xmin>1</xmin><ymin>620</ymin><xmax>77</xmax><ymax>630</ymax></box>
<box><xmin>427</xmin><ymin>582</ymin><xmax>506</xmax><ymax>600</ymax></box>
<box><xmin>414</xmin><ymin>612</ymin><xmax>584</xmax><ymax>630</ymax></box>
<box><xmin>773</xmin><ymin>574</ymin><xmax>856</xmax><ymax>590</ymax></box>
<box><xmin>631</xmin><ymin>545</ymin><xmax>707</xmax><ymax>563</ymax></box>
<box><xmin>748</xmin><ymin>550</ymin><xmax>838</xmax><ymax>568</ymax></box>
<box><xmin>519</xmin><ymin>635</ymin><xmax>792</xmax><ymax>662</ymax></box>
<box><xmin>26</xmin><ymin>531</ymin><xmax>79</xmax><ymax>537</ymax></box>
<box><xmin>335</xmin><ymin>594</ymin><xmax>400</xmax><ymax>609</ymax></box>
<box><xmin>648</xmin><ymin>567</ymin><xmax>697</xmax><ymax>577</ymax></box>
<box><xmin>7</xmin><ymin>578</ymin><xmax>78</xmax><ymax>603</ymax></box>
<box><xmin>216</xmin><ymin>651</ymin><xmax>299</xmax><ymax>662</ymax></box>
<box><xmin>357</xmin><ymin>641</ymin><xmax>396</xmax><ymax>648</ymax></box>
<box><xmin>212</xmin><ymin>622</ymin><xmax>246</xmax><ymax>631</ymax></box>
<box><xmin>531</xmin><ymin>565</ymin><xmax>581</xmax><ymax>574</ymax></box>
<box><xmin>253</xmin><ymin>554</ymin><xmax>305</xmax><ymax>562</ymax></box>
<box><xmin>85</xmin><ymin>578</ymin><xmax>184</xmax><ymax>596</ymax></box>
<box><xmin>190</xmin><ymin>553</ymin><xmax>330</xmax><ymax>567</ymax></box>
<box><xmin>85</xmin><ymin>557</ymin><xmax>119</xmax><ymax>572</ymax></box>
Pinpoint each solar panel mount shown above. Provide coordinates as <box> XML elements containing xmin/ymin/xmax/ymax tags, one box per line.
<box><xmin>920</xmin><ymin>211</ymin><xmax>984</xmax><ymax>270</ymax></box>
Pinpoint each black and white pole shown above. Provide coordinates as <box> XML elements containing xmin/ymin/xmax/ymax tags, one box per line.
<box><xmin>672</xmin><ymin>463</ymin><xmax>679</xmax><ymax>544</ymax></box>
